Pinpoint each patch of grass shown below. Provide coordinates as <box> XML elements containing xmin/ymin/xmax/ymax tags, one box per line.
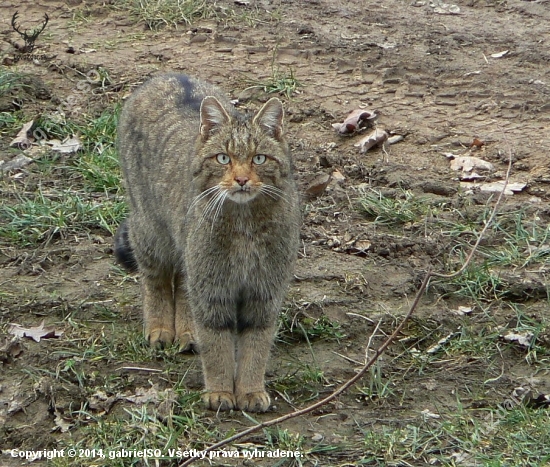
<box><xmin>0</xmin><ymin>68</ymin><xmax>28</xmax><ymax>96</ymax></box>
<box><xmin>0</xmin><ymin>110</ymin><xmax>26</xmax><ymax>136</ymax></box>
<box><xmin>50</xmin><ymin>391</ymin><xmax>214</xmax><ymax>467</ymax></box>
<box><xmin>358</xmin><ymin>188</ymin><xmax>437</xmax><ymax>226</ymax></box>
<box><xmin>114</xmin><ymin>0</ymin><xmax>275</xmax><ymax>30</ymax></box>
<box><xmin>482</xmin><ymin>210</ymin><xmax>550</xmax><ymax>268</ymax></box>
<box><xmin>435</xmin><ymin>208</ymin><xmax>550</xmax><ymax>302</ymax></box>
<box><xmin>361</xmin><ymin>404</ymin><xmax>550</xmax><ymax>465</ymax></box>
<box><xmin>33</xmin><ymin>107</ymin><xmax>122</xmax><ymax>193</ymax></box>
<box><xmin>114</xmin><ymin>0</ymin><xmax>217</xmax><ymax>30</ymax></box>
<box><xmin>0</xmin><ymin>189</ymin><xmax>124</xmax><ymax>245</ymax></box>
<box><xmin>0</xmin><ymin>105</ymin><xmax>125</xmax><ymax>246</ymax></box>
<box><xmin>278</xmin><ymin>309</ymin><xmax>345</xmax><ymax>344</ymax></box>
<box><xmin>357</xmin><ymin>360</ymin><xmax>396</xmax><ymax>402</ymax></box>
<box><xmin>444</xmin><ymin>261</ymin><xmax>507</xmax><ymax>302</ymax></box>
<box><xmin>244</xmin><ymin>66</ymin><xmax>302</xmax><ymax>99</ymax></box>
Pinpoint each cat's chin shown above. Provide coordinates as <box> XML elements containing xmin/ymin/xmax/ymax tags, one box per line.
<box><xmin>227</xmin><ymin>190</ymin><xmax>258</xmax><ymax>204</ymax></box>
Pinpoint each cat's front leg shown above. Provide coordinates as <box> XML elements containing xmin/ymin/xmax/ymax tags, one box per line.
<box><xmin>235</xmin><ymin>322</ymin><xmax>277</xmax><ymax>412</ymax></box>
<box><xmin>174</xmin><ymin>274</ymin><xmax>195</xmax><ymax>352</ymax></box>
<box><xmin>196</xmin><ymin>324</ymin><xmax>236</xmax><ymax>411</ymax></box>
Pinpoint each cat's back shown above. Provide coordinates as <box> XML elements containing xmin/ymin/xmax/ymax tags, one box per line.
<box><xmin>117</xmin><ymin>74</ymin><xmax>234</xmax><ymax>221</ymax></box>
<box><xmin>117</xmin><ymin>74</ymin><xmax>228</xmax><ymax>175</ymax></box>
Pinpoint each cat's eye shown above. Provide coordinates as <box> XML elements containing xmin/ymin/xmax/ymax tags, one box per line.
<box><xmin>252</xmin><ymin>154</ymin><xmax>266</xmax><ymax>165</ymax></box>
<box><xmin>216</xmin><ymin>153</ymin><xmax>231</xmax><ymax>165</ymax></box>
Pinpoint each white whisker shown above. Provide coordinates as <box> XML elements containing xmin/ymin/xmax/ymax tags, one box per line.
<box><xmin>187</xmin><ymin>185</ymin><xmax>220</xmax><ymax>215</ymax></box>
<box><xmin>260</xmin><ymin>184</ymin><xmax>291</xmax><ymax>204</ymax></box>
<box><xmin>210</xmin><ymin>191</ymin><xmax>229</xmax><ymax>234</ymax></box>
<box><xmin>196</xmin><ymin>188</ymin><xmax>228</xmax><ymax>232</ymax></box>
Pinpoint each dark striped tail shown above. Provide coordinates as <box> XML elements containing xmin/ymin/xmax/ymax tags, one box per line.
<box><xmin>114</xmin><ymin>220</ymin><xmax>138</xmax><ymax>273</ymax></box>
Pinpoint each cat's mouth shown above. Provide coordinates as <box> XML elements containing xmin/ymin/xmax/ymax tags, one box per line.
<box><xmin>227</xmin><ymin>185</ymin><xmax>258</xmax><ymax>203</ymax></box>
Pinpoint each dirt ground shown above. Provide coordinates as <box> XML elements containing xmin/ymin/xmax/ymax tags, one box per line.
<box><xmin>1</xmin><ymin>0</ymin><xmax>550</xmax><ymax>465</ymax></box>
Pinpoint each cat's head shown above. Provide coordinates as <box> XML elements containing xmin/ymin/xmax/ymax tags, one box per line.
<box><xmin>192</xmin><ymin>96</ymin><xmax>292</xmax><ymax>205</ymax></box>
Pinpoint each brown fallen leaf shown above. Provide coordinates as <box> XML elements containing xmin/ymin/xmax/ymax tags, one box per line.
<box><xmin>9</xmin><ymin>120</ymin><xmax>34</xmax><ymax>149</ymax></box>
<box><xmin>305</xmin><ymin>173</ymin><xmax>332</xmax><ymax>197</ymax></box>
<box><xmin>8</xmin><ymin>320</ymin><xmax>63</xmax><ymax>342</ymax></box>
<box><xmin>346</xmin><ymin>239</ymin><xmax>371</xmax><ymax>256</ymax></box>
<box><xmin>471</xmin><ymin>137</ymin><xmax>485</xmax><ymax>148</ymax></box>
<box><xmin>354</xmin><ymin>128</ymin><xmax>389</xmax><ymax>153</ymax></box>
<box><xmin>332</xmin><ymin>109</ymin><xmax>378</xmax><ymax>134</ymax></box>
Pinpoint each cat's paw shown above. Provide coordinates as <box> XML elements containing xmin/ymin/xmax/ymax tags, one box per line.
<box><xmin>236</xmin><ymin>391</ymin><xmax>271</xmax><ymax>412</ymax></box>
<box><xmin>175</xmin><ymin>331</ymin><xmax>196</xmax><ymax>353</ymax></box>
<box><xmin>203</xmin><ymin>391</ymin><xmax>236</xmax><ymax>411</ymax></box>
<box><xmin>146</xmin><ymin>328</ymin><xmax>175</xmax><ymax>348</ymax></box>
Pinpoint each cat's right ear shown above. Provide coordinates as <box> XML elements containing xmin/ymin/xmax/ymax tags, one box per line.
<box><xmin>200</xmin><ymin>96</ymin><xmax>230</xmax><ymax>141</ymax></box>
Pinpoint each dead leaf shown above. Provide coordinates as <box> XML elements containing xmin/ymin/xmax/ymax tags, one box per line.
<box><xmin>53</xmin><ymin>411</ymin><xmax>73</xmax><ymax>433</ymax></box>
<box><xmin>157</xmin><ymin>389</ymin><xmax>178</xmax><ymax>420</ymax></box>
<box><xmin>526</xmin><ymin>394</ymin><xmax>550</xmax><ymax>409</ymax></box>
<box><xmin>0</xmin><ymin>337</ymin><xmax>23</xmax><ymax>363</ymax></box>
<box><xmin>332</xmin><ymin>109</ymin><xmax>378</xmax><ymax>135</ymax></box>
<box><xmin>471</xmin><ymin>138</ymin><xmax>485</xmax><ymax>148</ymax></box>
<box><xmin>421</xmin><ymin>380</ymin><xmax>438</xmax><ymax>391</ymax></box>
<box><xmin>387</xmin><ymin>134</ymin><xmax>404</xmax><ymax>145</ymax></box>
<box><xmin>347</xmin><ymin>239</ymin><xmax>371</xmax><ymax>256</ymax></box>
<box><xmin>331</xmin><ymin>169</ymin><xmax>345</xmax><ymax>183</ymax></box>
<box><xmin>88</xmin><ymin>390</ymin><xmax>119</xmax><ymax>413</ymax></box>
<box><xmin>125</xmin><ymin>385</ymin><xmax>163</xmax><ymax>404</ymax></box>
<box><xmin>354</xmin><ymin>128</ymin><xmax>389</xmax><ymax>153</ymax></box>
<box><xmin>0</xmin><ymin>154</ymin><xmax>33</xmax><ymax>173</ymax></box>
<box><xmin>479</xmin><ymin>181</ymin><xmax>526</xmax><ymax>195</ymax></box>
<box><xmin>306</xmin><ymin>173</ymin><xmax>332</xmax><ymax>197</ymax></box>
<box><xmin>426</xmin><ymin>332</ymin><xmax>455</xmax><ymax>354</ymax></box>
<box><xmin>47</xmin><ymin>135</ymin><xmax>82</xmax><ymax>154</ymax></box>
<box><xmin>8</xmin><ymin>320</ymin><xmax>63</xmax><ymax>342</ymax></box>
<box><xmin>502</xmin><ymin>331</ymin><xmax>534</xmax><ymax>348</ymax></box>
<box><xmin>9</xmin><ymin>121</ymin><xmax>34</xmax><ymax>149</ymax></box>
<box><xmin>491</xmin><ymin>50</ymin><xmax>509</xmax><ymax>58</ymax></box>
<box><xmin>453</xmin><ymin>306</ymin><xmax>473</xmax><ymax>316</ymax></box>
<box><xmin>449</xmin><ymin>156</ymin><xmax>494</xmax><ymax>173</ymax></box>
<box><xmin>421</xmin><ymin>408</ymin><xmax>441</xmax><ymax>419</ymax></box>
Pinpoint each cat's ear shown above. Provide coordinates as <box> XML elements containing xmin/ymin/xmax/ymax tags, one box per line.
<box><xmin>253</xmin><ymin>97</ymin><xmax>284</xmax><ymax>140</ymax></box>
<box><xmin>200</xmin><ymin>96</ymin><xmax>230</xmax><ymax>140</ymax></box>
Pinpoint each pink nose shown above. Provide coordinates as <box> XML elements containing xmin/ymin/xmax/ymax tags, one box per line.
<box><xmin>235</xmin><ymin>176</ymin><xmax>249</xmax><ymax>186</ymax></box>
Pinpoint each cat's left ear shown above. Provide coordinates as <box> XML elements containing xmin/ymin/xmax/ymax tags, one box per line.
<box><xmin>253</xmin><ymin>97</ymin><xmax>284</xmax><ymax>140</ymax></box>
<box><xmin>200</xmin><ymin>96</ymin><xmax>230</xmax><ymax>140</ymax></box>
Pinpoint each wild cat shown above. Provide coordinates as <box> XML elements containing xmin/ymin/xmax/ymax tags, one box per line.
<box><xmin>114</xmin><ymin>74</ymin><xmax>301</xmax><ymax>412</ymax></box>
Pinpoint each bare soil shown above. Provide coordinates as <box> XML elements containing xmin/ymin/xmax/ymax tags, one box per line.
<box><xmin>1</xmin><ymin>0</ymin><xmax>550</xmax><ymax>465</ymax></box>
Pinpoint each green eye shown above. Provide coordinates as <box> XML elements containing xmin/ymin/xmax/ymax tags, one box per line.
<box><xmin>216</xmin><ymin>153</ymin><xmax>231</xmax><ymax>165</ymax></box>
<box><xmin>252</xmin><ymin>154</ymin><xmax>266</xmax><ymax>165</ymax></box>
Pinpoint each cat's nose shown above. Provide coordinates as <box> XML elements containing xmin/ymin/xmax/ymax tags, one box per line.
<box><xmin>235</xmin><ymin>176</ymin><xmax>249</xmax><ymax>186</ymax></box>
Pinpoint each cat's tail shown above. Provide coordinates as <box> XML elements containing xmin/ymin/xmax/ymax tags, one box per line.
<box><xmin>114</xmin><ymin>220</ymin><xmax>138</xmax><ymax>273</ymax></box>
